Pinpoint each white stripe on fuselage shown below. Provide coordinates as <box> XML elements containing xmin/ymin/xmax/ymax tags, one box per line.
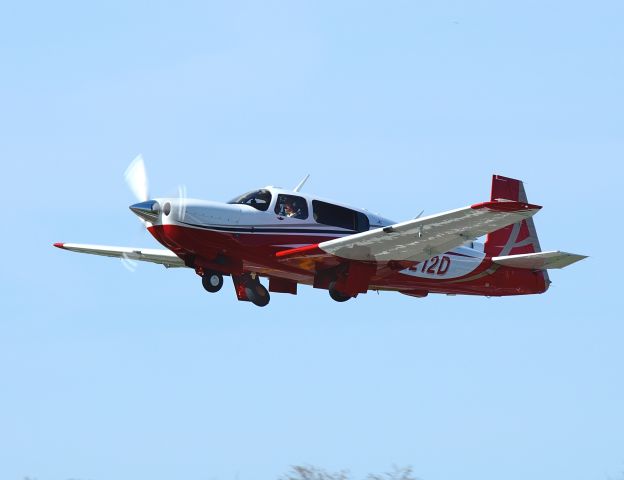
<box><xmin>399</xmin><ymin>246</ymin><xmax>485</xmax><ymax>280</ymax></box>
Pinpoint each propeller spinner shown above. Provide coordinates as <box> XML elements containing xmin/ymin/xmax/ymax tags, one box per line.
<box><xmin>124</xmin><ymin>154</ymin><xmax>187</xmax><ymax>224</ymax></box>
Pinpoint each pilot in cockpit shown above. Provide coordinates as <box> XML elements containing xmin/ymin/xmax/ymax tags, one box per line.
<box><xmin>284</xmin><ymin>200</ymin><xmax>297</xmax><ymax>217</ymax></box>
<box><xmin>278</xmin><ymin>196</ymin><xmax>304</xmax><ymax>219</ymax></box>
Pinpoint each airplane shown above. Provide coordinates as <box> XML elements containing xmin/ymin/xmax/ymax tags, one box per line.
<box><xmin>54</xmin><ymin>156</ymin><xmax>586</xmax><ymax>307</ymax></box>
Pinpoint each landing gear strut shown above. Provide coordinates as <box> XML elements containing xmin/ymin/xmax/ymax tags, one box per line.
<box><xmin>202</xmin><ymin>271</ymin><xmax>224</xmax><ymax>293</ymax></box>
<box><xmin>231</xmin><ymin>273</ymin><xmax>271</xmax><ymax>307</ymax></box>
<box><xmin>328</xmin><ymin>281</ymin><xmax>352</xmax><ymax>303</ymax></box>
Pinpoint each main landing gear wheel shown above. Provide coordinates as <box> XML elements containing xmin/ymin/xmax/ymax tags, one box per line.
<box><xmin>245</xmin><ymin>282</ymin><xmax>270</xmax><ymax>307</ymax></box>
<box><xmin>202</xmin><ymin>271</ymin><xmax>223</xmax><ymax>293</ymax></box>
<box><xmin>329</xmin><ymin>281</ymin><xmax>352</xmax><ymax>303</ymax></box>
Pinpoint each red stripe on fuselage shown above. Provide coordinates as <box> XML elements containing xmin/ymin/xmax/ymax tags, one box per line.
<box><xmin>147</xmin><ymin>224</ymin><xmax>547</xmax><ymax>296</ymax></box>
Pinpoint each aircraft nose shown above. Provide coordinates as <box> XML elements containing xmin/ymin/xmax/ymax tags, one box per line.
<box><xmin>130</xmin><ymin>200</ymin><xmax>160</xmax><ymax>223</ymax></box>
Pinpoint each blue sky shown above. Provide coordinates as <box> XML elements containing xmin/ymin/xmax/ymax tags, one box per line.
<box><xmin>1</xmin><ymin>1</ymin><xmax>622</xmax><ymax>479</ymax></box>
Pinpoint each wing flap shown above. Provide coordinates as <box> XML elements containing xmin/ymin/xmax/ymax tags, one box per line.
<box><xmin>53</xmin><ymin>243</ymin><xmax>186</xmax><ymax>268</ymax></box>
<box><xmin>492</xmin><ymin>251</ymin><xmax>587</xmax><ymax>270</ymax></box>
<box><xmin>318</xmin><ymin>201</ymin><xmax>541</xmax><ymax>262</ymax></box>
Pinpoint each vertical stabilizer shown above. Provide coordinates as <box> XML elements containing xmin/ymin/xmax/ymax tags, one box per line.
<box><xmin>485</xmin><ymin>175</ymin><xmax>543</xmax><ymax>257</ymax></box>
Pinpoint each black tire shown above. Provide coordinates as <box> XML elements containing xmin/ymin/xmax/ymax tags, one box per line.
<box><xmin>202</xmin><ymin>271</ymin><xmax>223</xmax><ymax>293</ymax></box>
<box><xmin>245</xmin><ymin>283</ymin><xmax>270</xmax><ymax>307</ymax></box>
<box><xmin>329</xmin><ymin>281</ymin><xmax>351</xmax><ymax>302</ymax></box>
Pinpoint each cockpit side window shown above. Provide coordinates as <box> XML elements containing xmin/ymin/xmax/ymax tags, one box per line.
<box><xmin>312</xmin><ymin>200</ymin><xmax>370</xmax><ymax>232</ymax></box>
<box><xmin>227</xmin><ymin>189</ymin><xmax>272</xmax><ymax>211</ymax></box>
<box><xmin>274</xmin><ymin>194</ymin><xmax>308</xmax><ymax>220</ymax></box>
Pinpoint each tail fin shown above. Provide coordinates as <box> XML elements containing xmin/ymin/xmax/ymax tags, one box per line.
<box><xmin>484</xmin><ymin>175</ymin><xmax>543</xmax><ymax>257</ymax></box>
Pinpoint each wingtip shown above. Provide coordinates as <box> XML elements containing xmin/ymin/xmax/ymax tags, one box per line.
<box><xmin>471</xmin><ymin>201</ymin><xmax>542</xmax><ymax>212</ymax></box>
<box><xmin>53</xmin><ymin>242</ymin><xmax>65</xmax><ymax>249</ymax></box>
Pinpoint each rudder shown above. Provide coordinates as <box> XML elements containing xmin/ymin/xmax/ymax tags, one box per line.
<box><xmin>484</xmin><ymin>175</ymin><xmax>543</xmax><ymax>257</ymax></box>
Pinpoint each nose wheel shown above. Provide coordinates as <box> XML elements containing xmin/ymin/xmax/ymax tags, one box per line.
<box><xmin>202</xmin><ymin>271</ymin><xmax>224</xmax><ymax>293</ymax></box>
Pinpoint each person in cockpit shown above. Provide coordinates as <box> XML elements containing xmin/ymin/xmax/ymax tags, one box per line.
<box><xmin>283</xmin><ymin>202</ymin><xmax>294</xmax><ymax>217</ymax></box>
<box><xmin>278</xmin><ymin>196</ymin><xmax>305</xmax><ymax>219</ymax></box>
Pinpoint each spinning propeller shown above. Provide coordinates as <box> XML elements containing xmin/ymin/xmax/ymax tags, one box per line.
<box><xmin>124</xmin><ymin>154</ymin><xmax>149</xmax><ymax>203</ymax></box>
<box><xmin>124</xmin><ymin>154</ymin><xmax>188</xmax><ymax>225</ymax></box>
<box><xmin>120</xmin><ymin>154</ymin><xmax>188</xmax><ymax>272</ymax></box>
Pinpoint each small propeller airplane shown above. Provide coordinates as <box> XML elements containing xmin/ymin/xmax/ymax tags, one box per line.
<box><xmin>54</xmin><ymin>156</ymin><xmax>586</xmax><ymax>307</ymax></box>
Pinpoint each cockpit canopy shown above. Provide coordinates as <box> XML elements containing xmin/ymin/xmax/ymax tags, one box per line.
<box><xmin>228</xmin><ymin>188</ymin><xmax>373</xmax><ymax>232</ymax></box>
<box><xmin>228</xmin><ymin>189</ymin><xmax>272</xmax><ymax>211</ymax></box>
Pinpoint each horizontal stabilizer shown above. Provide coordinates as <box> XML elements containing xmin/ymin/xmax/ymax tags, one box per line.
<box><xmin>492</xmin><ymin>251</ymin><xmax>587</xmax><ymax>270</ymax></box>
<box><xmin>53</xmin><ymin>243</ymin><xmax>186</xmax><ymax>268</ymax></box>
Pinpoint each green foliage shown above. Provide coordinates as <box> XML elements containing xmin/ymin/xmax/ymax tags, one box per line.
<box><xmin>280</xmin><ymin>465</ymin><xmax>419</xmax><ymax>480</ymax></box>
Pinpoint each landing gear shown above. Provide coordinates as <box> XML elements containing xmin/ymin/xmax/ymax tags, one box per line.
<box><xmin>245</xmin><ymin>281</ymin><xmax>270</xmax><ymax>307</ymax></box>
<box><xmin>328</xmin><ymin>281</ymin><xmax>352</xmax><ymax>303</ymax></box>
<box><xmin>202</xmin><ymin>271</ymin><xmax>223</xmax><ymax>293</ymax></box>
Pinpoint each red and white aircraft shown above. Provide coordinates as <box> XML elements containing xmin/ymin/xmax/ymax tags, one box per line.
<box><xmin>54</xmin><ymin>157</ymin><xmax>586</xmax><ymax>307</ymax></box>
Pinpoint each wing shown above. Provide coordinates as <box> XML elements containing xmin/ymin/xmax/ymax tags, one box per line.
<box><xmin>53</xmin><ymin>242</ymin><xmax>186</xmax><ymax>268</ymax></box>
<box><xmin>319</xmin><ymin>201</ymin><xmax>540</xmax><ymax>262</ymax></box>
<box><xmin>492</xmin><ymin>251</ymin><xmax>587</xmax><ymax>270</ymax></box>
<box><xmin>277</xmin><ymin>200</ymin><xmax>541</xmax><ymax>273</ymax></box>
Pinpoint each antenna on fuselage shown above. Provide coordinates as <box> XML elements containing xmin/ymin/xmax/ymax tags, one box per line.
<box><xmin>293</xmin><ymin>174</ymin><xmax>310</xmax><ymax>193</ymax></box>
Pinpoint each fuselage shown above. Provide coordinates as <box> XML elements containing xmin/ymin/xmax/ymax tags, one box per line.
<box><xmin>140</xmin><ymin>186</ymin><xmax>548</xmax><ymax>297</ymax></box>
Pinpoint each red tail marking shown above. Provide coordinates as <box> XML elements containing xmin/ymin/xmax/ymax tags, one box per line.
<box><xmin>484</xmin><ymin>175</ymin><xmax>543</xmax><ymax>257</ymax></box>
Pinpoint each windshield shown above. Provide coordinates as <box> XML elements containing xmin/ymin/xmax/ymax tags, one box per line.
<box><xmin>227</xmin><ymin>189</ymin><xmax>272</xmax><ymax>211</ymax></box>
